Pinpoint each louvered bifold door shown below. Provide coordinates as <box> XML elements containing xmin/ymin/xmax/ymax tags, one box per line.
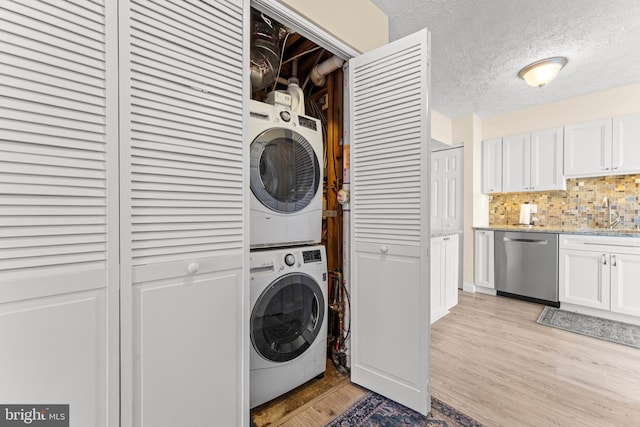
<box><xmin>0</xmin><ymin>1</ymin><xmax>119</xmax><ymax>426</ymax></box>
<box><xmin>119</xmin><ymin>1</ymin><xmax>248</xmax><ymax>426</ymax></box>
<box><xmin>349</xmin><ymin>29</ymin><xmax>431</xmax><ymax>416</ymax></box>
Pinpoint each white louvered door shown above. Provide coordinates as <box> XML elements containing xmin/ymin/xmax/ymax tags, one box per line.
<box><xmin>0</xmin><ymin>1</ymin><xmax>119</xmax><ymax>426</ymax></box>
<box><xmin>349</xmin><ymin>29</ymin><xmax>431</xmax><ymax>415</ymax></box>
<box><xmin>119</xmin><ymin>1</ymin><xmax>248</xmax><ymax>426</ymax></box>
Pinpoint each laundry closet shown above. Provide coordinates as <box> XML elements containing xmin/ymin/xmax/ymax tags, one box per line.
<box><xmin>0</xmin><ymin>1</ymin><xmax>431</xmax><ymax>425</ymax></box>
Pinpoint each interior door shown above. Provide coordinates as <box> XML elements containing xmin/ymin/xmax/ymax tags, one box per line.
<box><xmin>349</xmin><ymin>29</ymin><xmax>431</xmax><ymax>415</ymax></box>
<box><xmin>0</xmin><ymin>1</ymin><xmax>119</xmax><ymax>425</ymax></box>
<box><xmin>119</xmin><ymin>1</ymin><xmax>249</xmax><ymax>426</ymax></box>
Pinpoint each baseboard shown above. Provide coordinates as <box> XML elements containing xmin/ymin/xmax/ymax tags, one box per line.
<box><xmin>463</xmin><ymin>282</ymin><xmax>497</xmax><ymax>296</ymax></box>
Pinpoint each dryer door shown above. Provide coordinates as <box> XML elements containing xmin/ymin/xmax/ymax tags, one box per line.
<box><xmin>251</xmin><ymin>273</ymin><xmax>325</xmax><ymax>363</ymax></box>
<box><xmin>250</xmin><ymin>128</ymin><xmax>320</xmax><ymax>213</ymax></box>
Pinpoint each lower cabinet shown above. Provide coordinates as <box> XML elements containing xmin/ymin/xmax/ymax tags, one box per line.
<box><xmin>431</xmin><ymin>234</ymin><xmax>459</xmax><ymax>323</ymax></box>
<box><xmin>474</xmin><ymin>230</ymin><xmax>495</xmax><ymax>289</ymax></box>
<box><xmin>559</xmin><ymin>234</ymin><xmax>640</xmax><ymax>321</ymax></box>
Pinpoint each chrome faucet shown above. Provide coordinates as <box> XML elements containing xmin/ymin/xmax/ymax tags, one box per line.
<box><xmin>602</xmin><ymin>196</ymin><xmax>621</xmax><ymax>229</ymax></box>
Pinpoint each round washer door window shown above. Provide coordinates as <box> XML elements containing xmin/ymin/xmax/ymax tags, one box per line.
<box><xmin>251</xmin><ymin>273</ymin><xmax>324</xmax><ymax>363</ymax></box>
<box><xmin>250</xmin><ymin>128</ymin><xmax>320</xmax><ymax>213</ymax></box>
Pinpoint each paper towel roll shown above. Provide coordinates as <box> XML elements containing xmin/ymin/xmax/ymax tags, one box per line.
<box><xmin>519</xmin><ymin>204</ymin><xmax>531</xmax><ymax>225</ymax></box>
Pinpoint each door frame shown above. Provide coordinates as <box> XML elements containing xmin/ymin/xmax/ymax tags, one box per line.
<box><xmin>251</xmin><ymin>1</ymin><xmax>360</xmax><ymax>60</ymax></box>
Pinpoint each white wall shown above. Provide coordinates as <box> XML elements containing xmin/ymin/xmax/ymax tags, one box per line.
<box><xmin>482</xmin><ymin>82</ymin><xmax>640</xmax><ymax>139</ymax></box>
<box><xmin>452</xmin><ymin>115</ymin><xmax>483</xmax><ymax>287</ymax></box>
<box><xmin>431</xmin><ymin>110</ymin><xmax>453</xmax><ymax>145</ymax></box>
<box><xmin>278</xmin><ymin>0</ymin><xmax>388</xmax><ymax>53</ymax></box>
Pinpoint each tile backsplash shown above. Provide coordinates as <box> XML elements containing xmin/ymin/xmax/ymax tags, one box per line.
<box><xmin>489</xmin><ymin>174</ymin><xmax>640</xmax><ymax>229</ymax></box>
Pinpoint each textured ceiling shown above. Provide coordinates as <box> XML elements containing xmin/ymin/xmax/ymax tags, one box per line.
<box><xmin>370</xmin><ymin>0</ymin><xmax>640</xmax><ymax>118</ymax></box>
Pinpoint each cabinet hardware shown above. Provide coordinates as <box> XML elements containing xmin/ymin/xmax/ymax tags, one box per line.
<box><xmin>380</xmin><ymin>245</ymin><xmax>389</xmax><ymax>254</ymax></box>
<box><xmin>612</xmin><ymin>255</ymin><xmax>617</xmax><ymax>267</ymax></box>
<box><xmin>187</xmin><ymin>262</ymin><xmax>200</xmax><ymax>274</ymax></box>
<box><xmin>602</xmin><ymin>254</ymin><xmax>607</xmax><ymax>265</ymax></box>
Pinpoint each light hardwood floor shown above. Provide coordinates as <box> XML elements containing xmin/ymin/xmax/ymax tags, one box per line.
<box><xmin>258</xmin><ymin>291</ymin><xmax>640</xmax><ymax>426</ymax></box>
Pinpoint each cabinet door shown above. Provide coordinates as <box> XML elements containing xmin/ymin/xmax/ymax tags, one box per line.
<box><xmin>482</xmin><ymin>138</ymin><xmax>502</xmax><ymax>193</ymax></box>
<box><xmin>502</xmin><ymin>133</ymin><xmax>530</xmax><ymax>192</ymax></box>
<box><xmin>0</xmin><ymin>2</ymin><xmax>119</xmax><ymax>425</ymax></box>
<box><xmin>530</xmin><ymin>127</ymin><xmax>565</xmax><ymax>191</ymax></box>
<box><xmin>350</xmin><ymin>29</ymin><xmax>430</xmax><ymax>416</ymax></box>
<box><xmin>610</xmin><ymin>252</ymin><xmax>640</xmax><ymax>317</ymax></box>
<box><xmin>441</xmin><ymin>148</ymin><xmax>463</xmax><ymax>231</ymax></box>
<box><xmin>431</xmin><ymin>151</ymin><xmax>443</xmax><ymax>234</ymax></box>
<box><xmin>559</xmin><ymin>249</ymin><xmax>610</xmax><ymax>310</ymax></box>
<box><xmin>564</xmin><ymin>119</ymin><xmax>612</xmax><ymax>177</ymax></box>
<box><xmin>612</xmin><ymin>113</ymin><xmax>640</xmax><ymax>175</ymax></box>
<box><xmin>474</xmin><ymin>230</ymin><xmax>495</xmax><ymax>289</ymax></box>
<box><xmin>119</xmin><ymin>1</ymin><xmax>248</xmax><ymax>426</ymax></box>
<box><xmin>430</xmin><ymin>237</ymin><xmax>447</xmax><ymax>323</ymax></box>
<box><xmin>444</xmin><ymin>234</ymin><xmax>459</xmax><ymax>310</ymax></box>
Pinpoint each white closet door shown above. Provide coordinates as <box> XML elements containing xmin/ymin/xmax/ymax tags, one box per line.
<box><xmin>119</xmin><ymin>1</ymin><xmax>248</xmax><ymax>426</ymax></box>
<box><xmin>0</xmin><ymin>1</ymin><xmax>119</xmax><ymax>425</ymax></box>
<box><xmin>349</xmin><ymin>29</ymin><xmax>431</xmax><ymax>415</ymax></box>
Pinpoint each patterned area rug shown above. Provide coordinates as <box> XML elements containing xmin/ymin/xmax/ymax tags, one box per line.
<box><xmin>325</xmin><ymin>392</ymin><xmax>484</xmax><ymax>427</ymax></box>
<box><xmin>537</xmin><ymin>306</ymin><xmax>640</xmax><ymax>349</ymax></box>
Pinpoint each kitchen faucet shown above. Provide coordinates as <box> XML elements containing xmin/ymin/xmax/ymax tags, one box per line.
<box><xmin>601</xmin><ymin>196</ymin><xmax>621</xmax><ymax>229</ymax></box>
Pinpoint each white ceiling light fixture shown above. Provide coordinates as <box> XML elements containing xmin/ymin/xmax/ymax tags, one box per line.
<box><xmin>518</xmin><ymin>57</ymin><xmax>568</xmax><ymax>87</ymax></box>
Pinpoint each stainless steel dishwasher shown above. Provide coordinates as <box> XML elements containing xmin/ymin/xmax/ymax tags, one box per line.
<box><xmin>494</xmin><ymin>231</ymin><xmax>559</xmax><ymax>307</ymax></box>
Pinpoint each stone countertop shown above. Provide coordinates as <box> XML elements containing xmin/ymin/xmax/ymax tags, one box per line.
<box><xmin>431</xmin><ymin>230</ymin><xmax>463</xmax><ymax>238</ymax></box>
<box><xmin>475</xmin><ymin>225</ymin><xmax>640</xmax><ymax>237</ymax></box>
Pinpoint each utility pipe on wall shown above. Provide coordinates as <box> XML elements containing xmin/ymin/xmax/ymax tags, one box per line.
<box><xmin>311</xmin><ymin>55</ymin><xmax>345</xmax><ymax>87</ymax></box>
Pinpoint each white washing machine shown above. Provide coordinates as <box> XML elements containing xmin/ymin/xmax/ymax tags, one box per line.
<box><xmin>249</xmin><ymin>99</ymin><xmax>323</xmax><ymax>248</ymax></box>
<box><xmin>249</xmin><ymin>245</ymin><xmax>328</xmax><ymax>408</ymax></box>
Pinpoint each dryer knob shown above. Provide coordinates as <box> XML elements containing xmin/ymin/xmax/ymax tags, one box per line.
<box><xmin>280</xmin><ymin>110</ymin><xmax>291</xmax><ymax>122</ymax></box>
<box><xmin>284</xmin><ymin>254</ymin><xmax>296</xmax><ymax>266</ymax></box>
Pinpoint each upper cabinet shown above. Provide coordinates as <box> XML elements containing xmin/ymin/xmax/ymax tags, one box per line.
<box><xmin>484</xmin><ymin>127</ymin><xmax>564</xmax><ymax>194</ymax></box>
<box><xmin>502</xmin><ymin>128</ymin><xmax>565</xmax><ymax>192</ymax></box>
<box><xmin>613</xmin><ymin>113</ymin><xmax>640</xmax><ymax>175</ymax></box>
<box><xmin>564</xmin><ymin>119</ymin><xmax>612</xmax><ymax>177</ymax></box>
<box><xmin>432</xmin><ymin>147</ymin><xmax>463</xmax><ymax>233</ymax></box>
<box><xmin>564</xmin><ymin>113</ymin><xmax>640</xmax><ymax>178</ymax></box>
<box><xmin>482</xmin><ymin>138</ymin><xmax>502</xmax><ymax>193</ymax></box>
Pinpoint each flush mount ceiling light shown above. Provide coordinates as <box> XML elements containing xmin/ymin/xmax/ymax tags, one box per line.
<box><xmin>518</xmin><ymin>57</ymin><xmax>568</xmax><ymax>87</ymax></box>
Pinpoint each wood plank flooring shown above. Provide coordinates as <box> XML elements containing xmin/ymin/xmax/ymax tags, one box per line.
<box><xmin>253</xmin><ymin>291</ymin><xmax>640</xmax><ymax>426</ymax></box>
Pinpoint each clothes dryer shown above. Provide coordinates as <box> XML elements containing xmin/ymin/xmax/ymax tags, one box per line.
<box><xmin>249</xmin><ymin>245</ymin><xmax>327</xmax><ymax>408</ymax></box>
<box><xmin>249</xmin><ymin>100</ymin><xmax>323</xmax><ymax>248</ymax></box>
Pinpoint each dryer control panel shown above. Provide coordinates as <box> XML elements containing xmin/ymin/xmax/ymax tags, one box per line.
<box><xmin>302</xmin><ymin>249</ymin><xmax>323</xmax><ymax>263</ymax></box>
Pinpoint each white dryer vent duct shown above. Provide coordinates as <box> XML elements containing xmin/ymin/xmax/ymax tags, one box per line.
<box><xmin>311</xmin><ymin>56</ymin><xmax>345</xmax><ymax>87</ymax></box>
<box><xmin>250</xmin><ymin>11</ymin><xmax>288</xmax><ymax>92</ymax></box>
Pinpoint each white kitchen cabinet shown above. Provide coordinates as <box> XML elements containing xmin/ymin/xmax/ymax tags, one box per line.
<box><xmin>610</xmin><ymin>252</ymin><xmax>640</xmax><ymax>317</ymax></box>
<box><xmin>559</xmin><ymin>234</ymin><xmax>640</xmax><ymax>322</ymax></box>
<box><xmin>431</xmin><ymin>147</ymin><xmax>463</xmax><ymax>233</ymax></box>
<box><xmin>474</xmin><ymin>230</ymin><xmax>495</xmax><ymax>289</ymax></box>
<box><xmin>564</xmin><ymin>114</ymin><xmax>640</xmax><ymax>178</ymax></box>
<box><xmin>564</xmin><ymin>119</ymin><xmax>612</xmax><ymax>177</ymax></box>
<box><xmin>482</xmin><ymin>138</ymin><xmax>502</xmax><ymax>193</ymax></box>
<box><xmin>502</xmin><ymin>128</ymin><xmax>564</xmax><ymax>192</ymax></box>
<box><xmin>612</xmin><ymin>113</ymin><xmax>640</xmax><ymax>175</ymax></box>
<box><xmin>559</xmin><ymin>249</ymin><xmax>610</xmax><ymax>310</ymax></box>
<box><xmin>430</xmin><ymin>234</ymin><xmax>459</xmax><ymax>323</ymax></box>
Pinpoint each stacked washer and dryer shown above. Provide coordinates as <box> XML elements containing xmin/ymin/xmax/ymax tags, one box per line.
<box><xmin>248</xmin><ymin>99</ymin><xmax>328</xmax><ymax>408</ymax></box>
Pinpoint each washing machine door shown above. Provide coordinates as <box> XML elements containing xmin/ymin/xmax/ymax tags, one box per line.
<box><xmin>251</xmin><ymin>273</ymin><xmax>325</xmax><ymax>363</ymax></box>
<box><xmin>250</xmin><ymin>128</ymin><xmax>320</xmax><ymax>213</ymax></box>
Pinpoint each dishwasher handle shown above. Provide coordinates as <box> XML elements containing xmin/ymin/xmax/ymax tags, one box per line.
<box><xmin>503</xmin><ymin>237</ymin><xmax>548</xmax><ymax>245</ymax></box>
